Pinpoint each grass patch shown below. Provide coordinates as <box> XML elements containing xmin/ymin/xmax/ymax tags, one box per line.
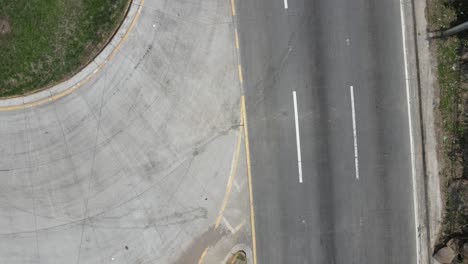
<box><xmin>427</xmin><ymin>0</ymin><xmax>457</xmax><ymax>31</ymax></box>
<box><xmin>0</xmin><ymin>0</ymin><xmax>131</xmax><ymax>97</ymax></box>
<box><xmin>437</xmin><ymin>37</ymin><xmax>461</xmax><ymax>134</ymax></box>
<box><xmin>427</xmin><ymin>0</ymin><xmax>468</xmax><ymax>252</ymax></box>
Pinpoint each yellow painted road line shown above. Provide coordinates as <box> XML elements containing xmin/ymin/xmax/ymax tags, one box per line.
<box><xmin>107</xmin><ymin>0</ymin><xmax>145</xmax><ymax>61</ymax></box>
<box><xmin>215</xmin><ymin>115</ymin><xmax>243</xmax><ymax>229</ymax></box>
<box><xmin>238</xmin><ymin>64</ymin><xmax>243</xmax><ymax>84</ymax></box>
<box><xmin>233</xmin><ymin>219</ymin><xmax>246</xmax><ymax>233</ymax></box>
<box><xmin>241</xmin><ymin>96</ymin><xmax>257</xmax><ymax>264</ymax></box>
<box><xmin>0</xmin><ymin>0</ymin><xmax>145</xmax><ymax>112</ymax></box>
<box><xmin>235</xmin><ymin>29</ymin><xmax>240</xmax><ymax>49</ymax></box>
<box><xmin>231</xmin><ymin>0</ymin><xmax>236</xmax><ymax>16</ymax></box>
<box><xmin>197</xmin><ymin>248</ymin><xmax>208</xmax><ymax>264</ymax></box>
<box><xmin>200</xmin><ymin>107</ymin><xmax>243</xmax><ymax>262</ymax></box>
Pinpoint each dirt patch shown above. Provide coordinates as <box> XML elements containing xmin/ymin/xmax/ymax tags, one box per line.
<box><xmin>173</xmin><ymin>226</ymin><xmax>228</xmax><ymax>264</ymax></box>
<box><xmin>0</xmin><ymin>18</ymin><xmax>10</xmax><ymax>35</ymax></box>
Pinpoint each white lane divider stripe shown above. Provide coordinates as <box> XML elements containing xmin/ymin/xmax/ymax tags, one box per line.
<box><xmin>350</xmin><ymin>86</ymin><xmax>360</xmax><ymax>180</ymax></box>
<box><xmin>293</xmin><ymin>91</ymin><xmax>303</xmax><ymax>183</ymax></box>
<box><xmin>284</xmin><ymin>0</ymin><xmax>288</xmax><ymax>9</ymax></box>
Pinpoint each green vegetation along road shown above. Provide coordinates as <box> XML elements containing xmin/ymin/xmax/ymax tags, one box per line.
<box><xmin>0</xmin><ymin>0</ymin><xmax>130</xmax><ymax>97</ymax></box>
<box><xmin>427</xmin><ymin>0</ymin><xmax>468</xmax><ymax>261</ymax></box>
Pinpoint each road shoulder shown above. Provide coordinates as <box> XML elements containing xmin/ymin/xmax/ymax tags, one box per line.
<box><xmin>413</xmin><ymin>0</ymin><xmax>444</xmax><ymax>261</ymax></box>
<box><xmin>402</xmin><ymin>0</ymin><xmax>435</xmax><ymax>262</ymax></box>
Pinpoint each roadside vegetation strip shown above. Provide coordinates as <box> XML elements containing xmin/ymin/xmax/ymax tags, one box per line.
<box><xmin>427</xmin><ymin>0</ymin><xmax>468</xmax><ymax>259</ymax></box>
<box><xmin>0</xmin><ymin>0</ymin><xmax>131</xmax><ymax>98</ymax></box>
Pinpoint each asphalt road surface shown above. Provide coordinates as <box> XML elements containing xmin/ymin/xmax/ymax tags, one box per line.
<box><xmin>237</xmin><ymin>0</ymin><xmax>418</xmax><ymax>263</ymax></box>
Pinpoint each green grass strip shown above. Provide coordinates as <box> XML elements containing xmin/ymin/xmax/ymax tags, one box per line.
<box><xmin>0</xmin><ymin>0</ymin><xmax>130</xmax><ymax>97</ymax></box>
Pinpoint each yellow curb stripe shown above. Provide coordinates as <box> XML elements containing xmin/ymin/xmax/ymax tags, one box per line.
<box><xmin>241</xmin><ymin>96</ymin><xmax>257</xmax><ymax>264</ymax></box>
<box><xmin>197</xmin><ymin>248</ymin><xmax>208</xmax><ymax>264</ymax></box>
<box><xmin>230</xmin><ymin>252</ymin><xmax>241</xmax><ymax>264</ymax></box>
<box><xmin>238</xmin><ymin>64</ymin><xmax>243</xmax><ymax>84</ymax></box>
<box><xmin>107</xmin><ymin>0</ymin><xmax>144</xmax><ymax>62</ymax></box>
<box><xmin>231</xmin><ymin>0</ymin><xmax>236</xmax><ymax>16</ymax></box>
<box><xmin>0</xmin><ymin>0</ymin><xmax>145</xmax><ymax>112</ymax></box>
<box><xmin>235</xmin><ymin>29</ymin><xmax>240</xmax><ymax>49</ymax></box>
<box><xmin>215</xmin><ymin>115</ymin><xmax>243</xmax><ymax>229</ymax></box>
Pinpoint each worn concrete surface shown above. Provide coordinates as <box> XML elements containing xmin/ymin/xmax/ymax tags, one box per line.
<box><xmin>0</xmin><ymin>0</ymin><xmax>241</xmax><ymax>263</ymax></box>
<box><xmin>199</xmin><ymin>130</ymin><xmax>253</xmax><ymax>264</ymax></box>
